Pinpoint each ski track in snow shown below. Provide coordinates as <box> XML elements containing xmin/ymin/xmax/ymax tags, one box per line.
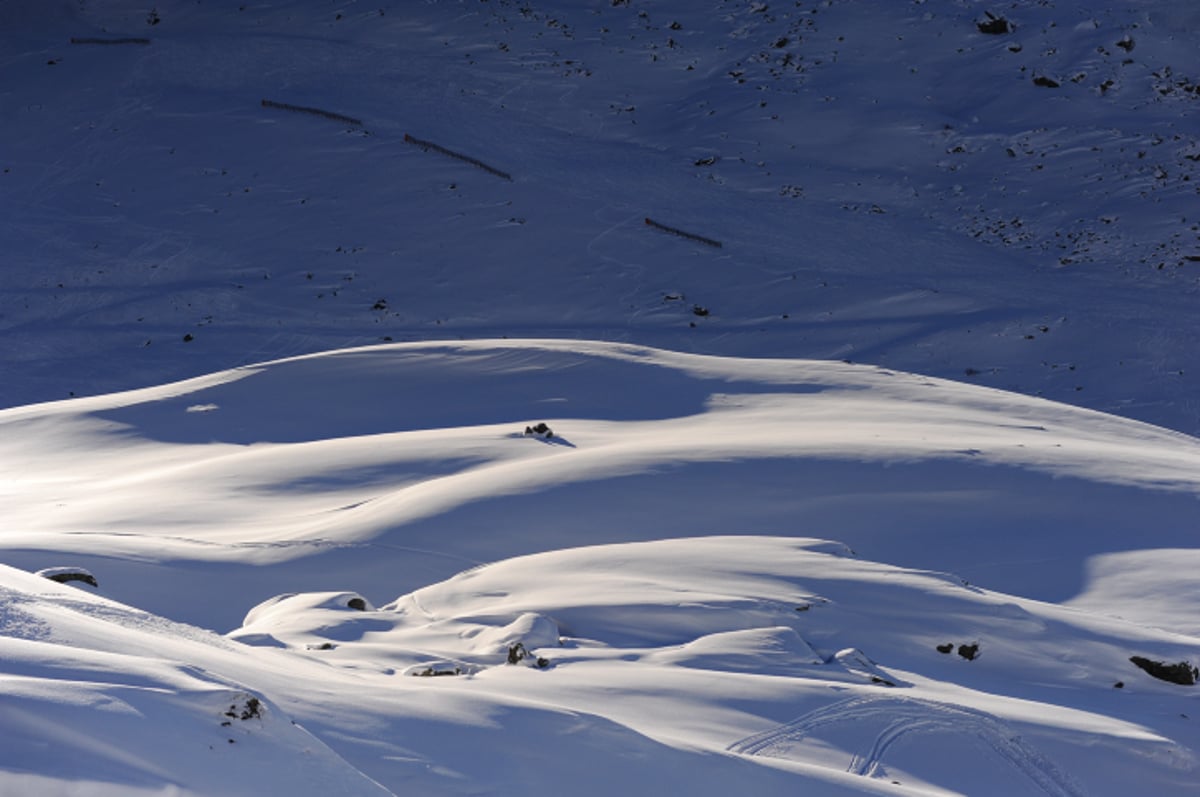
<box><xmin>727</xmin><ymin>694</ymin><xmax>1087</xmax><ymax>797</ymax></box>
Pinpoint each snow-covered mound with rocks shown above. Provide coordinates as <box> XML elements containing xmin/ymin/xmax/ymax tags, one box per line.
<box><xmin>3</xmin><ymin>0</ymin><xmax>1200</xmax><ymax>793</ymax></box>
<box><xmin>1</xmin><ymin>340</ymin><xmax>1198</xmax><ymax>794</ymax></box>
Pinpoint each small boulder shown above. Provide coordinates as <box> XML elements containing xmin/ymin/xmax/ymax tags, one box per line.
<box><xmin>977</xmin><ymin>12</ymin><xmax>1011</xmax><ymax>35</ymax></box>
<box><xmin>411</xmin><ymin>666</ymin><xmax>461</xmax><ymax>677</ymax></box>
<box><xmin>36</xmin><ymin>567</ymin><xmax>98</xmax><ymax>588</ymax></box>
<box><xmin>524</xmin><ymin>422</ymin><xmax>554</xmax><ymax>439</ymax></box>
<box><xmin>1130</xmin><ymin>656</ymin><xmax>1198</xmax><ymax>686</ymax></box>
<box><xmin>507</xmin><ymin>642</ymin><xmax>550</xmax><ymax>669</ymax></box>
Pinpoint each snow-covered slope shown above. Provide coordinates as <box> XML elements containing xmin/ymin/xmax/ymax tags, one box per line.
<box><xmin>3</xmin><ymin>532</ymin><xmax>1199</xmax><ymax>796</ymax></box>
<box><xmin>2</xmin><ymin>0</ymin><xmax>1198</xmax><ymax>432</ymax></box>
<box><xmin>2</xmin><ymin>341</ymin><xmax>1199</xmax><ymax>794</ymax></box>
<box><xmin>3</xmin><ymin>1</ymin><xmax>1200</xmax><ymax>794</ymax></box>
<box><xmin>3</xmin><ymin>341</ymin><xmax>1198</xmax><ymax>632</ymax></box>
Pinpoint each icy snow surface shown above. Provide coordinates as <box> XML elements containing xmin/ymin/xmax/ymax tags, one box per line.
<box><xmin>2</xmin><ymin>1</ymin><xmax>1199</xmax><ymax>795</ymax></box>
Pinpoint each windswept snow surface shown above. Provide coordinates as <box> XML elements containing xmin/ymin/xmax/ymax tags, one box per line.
<box><xmin>3</xmin><ymin>0</ymin><xmax>1200</xmax><ymax>794</ymax></box>
<box><xmin>2</xmin><ymin>341</ymin><xmax>1199</xmax><ymax>795</ymax></box>
<box><xmin>2</xmin><ymin>0</ymin><xmax>1199</xmax><ymax>432</ymax></box>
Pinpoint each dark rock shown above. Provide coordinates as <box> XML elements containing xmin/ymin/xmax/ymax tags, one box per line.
<box><xmin>413</xmin><ymin>666</ymin><xmax>461</xmax><ymax>677</ymax></box>
<box><xmin>936</xmin><ymin>643</ymin><xmax>954</xmax><ymax>654</ymax></box>
<box><xmin>347</xmin><ymin>597</ymin><xmax>367</xmax><ymax>611</ymax></box>
<box><xmin>1130</xmin><ymin>656</ymin><xmax>1198</xmax><ymax>685</ymax></box>
<box><xmin>957</xmin><ymin>643</ymin><xmax>980</xmax><ymax>661</ymax></box>
<box><xmin>977</xmin><ymin>13</ymin><xmax>1010</xmax><ymax>35</ymax></box>
<box><xmin>224</xmin><ymin>696</ymin><xmax>262</xmax><ymax>721</ymax></box>
<box><xmin>524</xmin><ymin>422</ymin><xmax>554</xmax><ymax>438</ymax></box>
<box><xmin>508</xmin><ymin>642</ymin><xmax>528</xmax><ymax>665</ymax></box>
<box><xmin>39</xmin><ymin>569</ymin><xmax>98</xmax><ymax>588</ymax></box>
<box><xmin>1033</xmin><ymin>76</ymin><xmax>1060</xmax><ymax>88</ymax></box>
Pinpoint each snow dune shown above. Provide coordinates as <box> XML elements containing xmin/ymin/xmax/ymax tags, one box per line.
<box><xmin>2</xmin><ymin>0</ymin><xmax>1199</xmax><ymax>792</ymax></box>
<box><xmin>3</xmin><ymin>531</ymin><xmax>1198</xmax><ymax>795</ymax></box>
<box><xmin>3</xmin><ymin>340</ymin><xmax>1198</xmax><ymax>628</ymax></box>
<box><xmin>1</xmin><ymin>340</ymin><xmax>1198</xmax><ymax>794</ymax></box>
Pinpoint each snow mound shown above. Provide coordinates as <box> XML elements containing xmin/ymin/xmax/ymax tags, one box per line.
<box><xmin>3</xmin><ymin>340</ymin><xmax>1198</xmax><ymax>635</ymax></box>
<box><xmin>220</xmin><ymin>535</ymin><xmax>1200</xmax><ymax>795</ymax></box>
<box><xmin>0</xmin><ymin>566</ymin><xmax>393</xmax><ymax>796</ymax></box>
<box><xmin>4</xmin><ymin>531</ymin><xmax>1200</xmax><ymax>795</ymax></box>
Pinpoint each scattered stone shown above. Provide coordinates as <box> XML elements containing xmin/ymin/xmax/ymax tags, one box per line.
<box><xmin>412</xmin><ymin>666</ymin><xmax>461</xmax><ymax>677</ymax></box>
<box><xmin>957</xmin><ymin>643</ymin><xmax>980</xmax><ymax>661</ymax></box>
<box><xmin>507</xmin><ymin>642</ymin><xmax>550</xmax><ymax>669</ymax></box>
<box><xmin>936</xmin><ymin>643</ymin><xmax>954</xmax><ymax>654</ymax></box>
<box><xmin>1033</xmin><ymin>76</ymin><xmax>1061</xmax><ymax>88</ymax></box>
<box><xmin>224</xmin><ymin>697</ymin><xmax>262</xmax><ymax>721</ymax></box>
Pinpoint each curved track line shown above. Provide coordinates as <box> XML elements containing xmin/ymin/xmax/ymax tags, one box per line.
<box><xmin>728</xmin><ymin>695</ymin><xmax>1085</xmax><ymax>797</ymax></box>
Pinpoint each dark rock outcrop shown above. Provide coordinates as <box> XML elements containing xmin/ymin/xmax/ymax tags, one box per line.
<box><xmin>1130</xmin><ymin>656</ymin><xmax>1198</xmax><ymax>685</ymax></box>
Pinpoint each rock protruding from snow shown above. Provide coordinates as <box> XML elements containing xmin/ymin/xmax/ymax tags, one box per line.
<box><xmin>1129</xmin><ymin>656</ymin><xmax>1198</xmax><ymax>686</ymax></box>
<box><xmin>474</xmin><ymin>612</ymin><xmax>560</xmax><ymax>656</ymax></box>
<box><xmin>833</xmin><ymin>647</ymin><xmax>903</xmax><ymax>687</ymax></box>
<box><xmin>230</xmin><ymin>591</ymin><xmax>380</xmax><ymax>650</ymax></box>
<box><xmin>524</xmin><ymin>422</ymin><xmax>554</xmax><ymax>439</ymax></box>
<box><xmin>35</xmin><ymin>567</ymin><xmax>98</xmax><ymax>588</ymax></box>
